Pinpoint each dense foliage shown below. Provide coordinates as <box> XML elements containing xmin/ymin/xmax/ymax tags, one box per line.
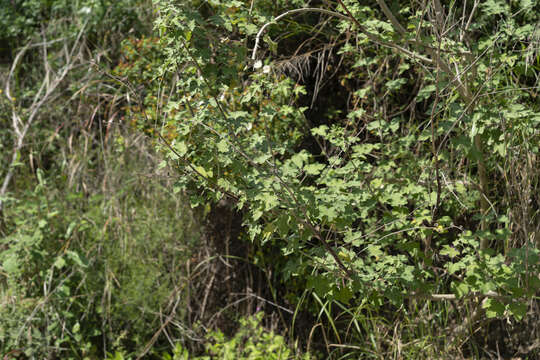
<box><xmin>1</xmin><ymin>0</ymin><xmax>539</xmax><ymax>358</ymax></box>
<box><xmin>150</xmin><ymin>0</ymin><xmax>539</xmax><ymax>315</ymax></box>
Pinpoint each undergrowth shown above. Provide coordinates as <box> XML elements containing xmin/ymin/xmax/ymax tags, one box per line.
<box><xmin>1</xmin><ymin>0</ymin><xmax>540</xmax><ymax>359</ymax></box>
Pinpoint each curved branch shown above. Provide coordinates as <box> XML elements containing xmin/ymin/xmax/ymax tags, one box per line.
<box><xmin>251</xmin><ymin>8</ymin><xmax>348</xmax><ymax>60</ymax></box>
<box><xmin>251</xmin><ymin>6</ymin><xmax>433</xmax><ymax>64</ymax></box>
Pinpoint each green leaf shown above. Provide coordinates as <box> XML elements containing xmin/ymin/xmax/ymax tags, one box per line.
<box><xmin>252</xmin><ymin>209</ymin><xmax>263</xmax><ymax>221</ymax></box>
<box><xmin>368</xmin><ymin>245</ymin><xmax>383</xmax><ymax>260</ymax></box>
<box><xmin>2</xmin><ymin>255</ymin><xmax>19</xmax><ymax>274</ymax></box>
<box><xmin>308</xmin><ymin>275</ymin><xmax>332</xmax><ymax>296</ymax></box>
<box><xmin>54</xmin><ymin>256</ymin><xmax>66</xmax><ymax>269</ymax></box>
<box><xmin>441</xmin><ymin>245</ymin><xmax>460</xmax><ymax>259</ymax></box>
<box><xmin>217</xmin><ymin>139</ymin><xmax>229</xmax><ymax>152</ymax></box>
<box><xmin>244</xmin><ymin>23</ymin><xmax>258</xmax><ymax>35</ymax></box>
<box><xmin>386</xmin><ymin>192</ymin><xmax>407</xmax><ymax>206</ymax></box>
<box><xmin>65</xmin><ymin>221</ymin><xmax>77</xmax><ymax>238</ymax></box>
<box><xmin>400</xmin><ymin>266</ymin><xmax>415</xmax><ymax>282</ymax></box>
<box><xmin>334</xmin><ymin>286</ymin><xmax>353</xmax><ymax>304</ymax></box>
<box><xmin>385</xmin><ymin>78</ymin><xmax>407</xmax><ymax>91</ymax></box>
<box><xmin>319</xmin><ymin>205</ymin><xmax>338</xmax><ymax>221</ymax></box>
<box><xmin>174</xmin><ymin>141</ymin><xmax>188</xmax><ymax>156</ymax></box>
<box><xmin>508</xmin><ymin>302</ymin><xmax>527</xmax><ymax>320</ymax></box>
<box><xmin>260</xmin><ymin>192</ymin><xmax>278</xmax><ymax>211</ymax></box>
<box><xmin>311</xmin><ymin>125</ymin><xmax>329</xmax><ymax>137</ymax></box>
<box><xmin>352</xmin><ymin>143</ymin><xmax>379</xmax><ymax>159</ymax></box>
<box><xmin>304</xmin><ymin>163</ymin><xmax>325</xmax><ymax>175</ymax></box>
<box><xmin>417</xmin><ymin>85</ymin><xmax>436</xmax><ymax>101</ymax></box>
<box><xmin>66</xmin><ymin>251</ymin><xmax>87</xmax><ymax>268</ymax></box>
<box><xmin>480</xmin><ymin>281</ymin><xmax>496</xmax><ymax>294</ymax></box>
<box><xmin>482</xmin><ymin>298</ymin><xmax>505</xmax><ymax>318</ymax></box>
<box><xmin>194</xmin><ymin>166</ymin><xmax>212</xmax><ymax>178</ymax></box>
<box><xmin>452</xmin><ymin>282</ymin><xmax>470</xmax><ymax>298</ymax></box>
<box><xmin>291</xmin><ymin>152</ymin><xmax>307</xmax><ymax>169</ymax></box>
<box><xmin>253</xmin><ymin>154</ymin><xmax>271</xmax><ymax>164</ymax></box>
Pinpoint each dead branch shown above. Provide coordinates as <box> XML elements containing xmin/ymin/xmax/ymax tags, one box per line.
<box><xmin>0</xmin><ymin>24</ymin><xmax>87</xmax><ymax>213</ymax></box>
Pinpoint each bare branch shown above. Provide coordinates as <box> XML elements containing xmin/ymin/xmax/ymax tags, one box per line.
<box><xmin>433</xmin><ymin>0</ymin><xmax>446</xmax><ymax>31</ymax></box>
<box><xmin>0</xmin><ymin>24</ymin><xmax>87</xmax><ymax>213</ymax></box>
<box><xmin>375</xmin><ymin>0</ymin><xmax>406</xmax><ymax>35</ymax></box>
<box><xmin>462</xmin><ymin>0</ymin><xmax>479</xmax><ymax>41</ymax></box>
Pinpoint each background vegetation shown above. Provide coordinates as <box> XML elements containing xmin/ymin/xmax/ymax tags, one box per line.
<box><xmin>1</xmin><ymin>0</ymin><xmax>539</xmax><ymax>359</ymax></box>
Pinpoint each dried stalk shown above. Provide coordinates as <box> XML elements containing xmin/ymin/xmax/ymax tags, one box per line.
<box><xmin>0</xmin><ymin>24</ymin><xmax>86</xmax><ymax>213</ymax></box>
